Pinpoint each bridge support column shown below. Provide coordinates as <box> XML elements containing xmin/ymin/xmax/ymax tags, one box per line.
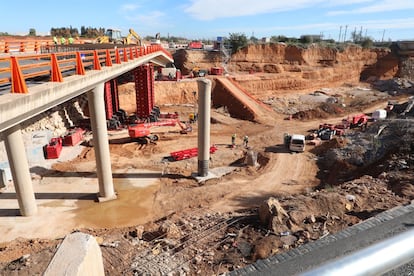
<box><xmin>87</xmin><ymin>83</ymin><xmax>117</xmax><ymax>202</ymax></box>
<box><xmin>197</xmin><ymin>79</ymin><xmax>212</xmax><ymax>177</ymax></box>
<box><xmin>4</xmin><ymin>124</ymin><xmax>37</xmax><ymax>216</ymax></box>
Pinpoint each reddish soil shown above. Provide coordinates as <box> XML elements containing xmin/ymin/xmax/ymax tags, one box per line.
<box><xmin>0</xmin><ymin>44</ymin><xmax>413</xmax><ymax>275</ymax></box>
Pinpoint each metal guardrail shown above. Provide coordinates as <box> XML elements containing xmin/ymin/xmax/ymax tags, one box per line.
<box><xmin>0</xmin><ymin>44</ymin><xmax>172</xmax><ymax>94</ymax></box>
<box><xmin>0</xmin><ymin>39</ymin><xmax>52</xmax><ymax>54</ymax></box>
<box><xmin>301</xmin><ymin>228</ymin><xmax>414</xmax><ymax>276</ymax></box>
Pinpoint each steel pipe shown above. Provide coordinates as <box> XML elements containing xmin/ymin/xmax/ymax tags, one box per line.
<box><xmin>301</xmin><ymin>228</ymin><xmax>414</xmax><ymax>276</ymax></box>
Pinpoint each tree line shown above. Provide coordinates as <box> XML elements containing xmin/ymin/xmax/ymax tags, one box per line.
<box><xmin>226</xmin><ymin>32</ymin><xmax>377</xmax><ymax>54</ymax></box>
<box><xmin>50</xmin><ymin>26</ymin><xmax>107</xmax><ymax>38</ymax></box>
<box><xmin>0</xmin><ymin>27</ymin><xmax>380</xmax><ymax>50</ymax></box>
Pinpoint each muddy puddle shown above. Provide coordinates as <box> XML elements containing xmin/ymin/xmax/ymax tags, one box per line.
<box><xmin>72</xmin><ymin>176</ymin><xmax>160</xmax><ymax>228</ymax></box>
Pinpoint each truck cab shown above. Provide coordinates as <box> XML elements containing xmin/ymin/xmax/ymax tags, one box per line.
<box><xmin>289</xmin><ymin>134</ymin><xmax>306</xmax><ymax>152</ymax></box>
<box><xmin>156</xmin><ymin>63</ymin><xmax>179</xmax><ymax>80</ymax></box>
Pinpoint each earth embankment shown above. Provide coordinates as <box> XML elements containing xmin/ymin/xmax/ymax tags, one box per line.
<box><xmin>176</xmin><ymin>44</ymin><xmax>399</xmax><ymax>102</ymax></box>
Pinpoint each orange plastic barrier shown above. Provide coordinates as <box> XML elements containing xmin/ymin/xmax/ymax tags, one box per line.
<box><xmin>0</xmin><ymin>44</ymin><xmax>166</xmax><ymax>93</ymax></box>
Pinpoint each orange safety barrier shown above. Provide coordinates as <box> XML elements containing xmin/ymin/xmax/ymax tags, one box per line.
<box><xmin>10</xmin><ymin>56</ymin><xmax>28</xmax><ymax>93</ymax></box>
<box><xmin>123</xmin><ymin>48</ymin><xmax>128</xmax><ymax>62</ymax></box>
<box><xmin>105</xmin><ymin>49</ymin><xmax>113</xmax><ymax>67</ymax></box>
<box><xmin>51</xmin><ymin>53</ymin><xmax>63</xmax><ymax>82</ymax></box>
<box><xmin>93</xmin><ymin>50</ymin><xmax>101</xmax><ymax>70</ymax></box>
<box><xmin>76</xmin><ymin>52</ymin><xmax>86</xmax><ymax>75</ymax></box>
<box><xmin>115</xmin><ymin>49</ymin><xmax>121</xmax><ymax>64</ymax></box>
<box><xmin>1</xmin><ymin>45</ymin><xmax>168</xmax><ymax>94</ymax></box>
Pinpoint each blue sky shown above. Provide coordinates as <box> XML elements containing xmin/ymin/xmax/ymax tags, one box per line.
<box><xmin>2</xmin><ymin>0</ymin><xmax>414</xmax><ymax>41</ymax></box>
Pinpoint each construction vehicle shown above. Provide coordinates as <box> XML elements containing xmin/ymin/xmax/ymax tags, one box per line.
<box><xmin>96</xmin><ymin>28</ymin><xmax>142</xmax><ymax>45</ymax></box>
<box><xmin>44</xmin><ymin>137</ymin><xmax>63</xmax><ymax>159</ymax></box>
<box><xmin>349</xmin><ymin>113</ymin><xmax>369</xmax><ymax>129</ymax></box>
<box><xmin>288</xmin><ymin>134</ymin><xmax>306</xmax><ymax>152</ymax></box>
<box><xmin>128</xmin><ymin>119</ymin><xmax>191</xmax><ymax>143</ymax></box>
<box><xmin>150</xmin><ymin>33</ymin><xmax>161</xmax><ymax>45</ymax></box>
<box><xmin>187</xmin><ymin>41</ymin><xmax>203</xmax><ymax>49</ymax></box>
<box><xmin>317</xmin><ymin>123</ymin><xmax>346</xmax><ymax>139</ymax></box>
<box><xmin>125</xmin><ymin>28</ymin><xmax>142</xmax><ymax>45</ymax></box>
<box><xmin>156</xmin><ymin>62</ymin><xmax>180</xmax><ymax>80</ymax></box>
<box><xmin>191</xmin><ymin>67</ymin><xmax>207</xmax><ymax>77</ymax></box>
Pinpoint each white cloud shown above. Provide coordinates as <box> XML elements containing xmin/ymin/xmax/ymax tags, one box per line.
<box><xmin>184</xmin><ymin>0</ymin><xmax>326</xmax><ymax>20</ymax></box>
<box><xmin>184</xmin><ymin>0</ymin><xmax>414</xmax><ymax>20</ymax></box>
<box><xmin>328</xmin><ymin>0</ymin><xmax>414</xmax><ymax>15</ymax></box>
<box><xmin>120</xmin><ymin>4</ymin><xmax>140</xmax><ymax>12</ymax></box>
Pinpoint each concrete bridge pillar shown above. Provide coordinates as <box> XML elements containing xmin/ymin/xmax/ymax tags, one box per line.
<box><xmin>197</xmin><ymin>79</ymin><xmax>212</xmax><ymax>176</ymax></box>
<box><xmin>87</xmin><ymin>83</ymin><xmax>116</xmax><ymax>202</ymax></box>
<box><xmin>4</xmin><ymin>124</ymin><xmax>37</xmax><ymax>216</ymax></box>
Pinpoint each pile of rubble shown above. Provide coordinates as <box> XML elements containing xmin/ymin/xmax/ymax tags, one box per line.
<box><xmin>318</xmin><ymin>119</ymin><xmax>414</xmax><ymax>186</ymax></box>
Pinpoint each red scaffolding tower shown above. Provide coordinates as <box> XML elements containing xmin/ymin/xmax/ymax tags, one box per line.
<box><xmin>134</xmin><ymin>64</ymin><xmax>155</xmax><ymax>118</ymax></box>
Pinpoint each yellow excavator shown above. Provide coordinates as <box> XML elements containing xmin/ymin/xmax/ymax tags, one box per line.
<box><xmin>125</xmin><ymin>28</ymin><xmax>142</xmax><ymax>46</ymax></box>
<box><xmin>96</xmin><ymin>28</ymin><xmax>142</xmax><ymax>45</ymax></box>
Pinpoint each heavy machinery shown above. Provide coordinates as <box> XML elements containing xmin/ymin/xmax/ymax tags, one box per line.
<box><xmin>128</xmin><ymin>119</ymin><xmax>192</xmax><ymax>143</ymax></box>
<box><xmin>96</xmin><ymin>28</ymin><xmax>142</xmax><ymax>45</ymax></box>
<box><xmin>191</xmin><ymin>67</ymin><xmax>207</xmax><ymax>77</ymax></box>
<box><xmin>349</xmin><ymin>113</ymin><xmax>369</xmax><ymax>129</ymax></box>
<box><xmin>125</xmin><ymin>28</ymin><xmax>142</xmax><ymax>46</ymax></box>
<box><xmin>187</xmin><ymin>41</ymin><xmax>203</xmax><ymax>49</ymax></box>
<box><xmin>96</xmin><ymin>29</ymin><xmax>123</xmax><ymax>44</ymax></box>
<box><xmin>156</xmin><ymin>62</ymin><xmax>180</xmax><ymax>80</ymax></box>
<box><xmin>150</xmin><ymin>33</ymin><xmax>161</xmax><ymax>45</ymax></box>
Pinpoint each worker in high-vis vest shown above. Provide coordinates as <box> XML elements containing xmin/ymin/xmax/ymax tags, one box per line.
<box><xmin>189</xmin><ymin>113</ymin><xmax>195</xmax><ymax>123</ymax></box>
<box><xmin>231</xmin><ymin>133</ymin><xmax>236</xmax><ymax>147</ymax></box>
<box><xmin>60</xmin><ymin>37</ymin><xmax>66</xmax><ymax>45</ymax></box>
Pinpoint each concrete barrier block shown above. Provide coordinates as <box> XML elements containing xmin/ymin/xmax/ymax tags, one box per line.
<box><xmin>44</xmin><ymin>232</ymin><xmax>105</xmax><ymax>276</ymax></box>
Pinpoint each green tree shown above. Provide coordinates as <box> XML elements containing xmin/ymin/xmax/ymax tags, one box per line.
<box><xmin>361</xmin><ymin>37</ymin><xmax>373</xmax><ymax>49</ymax></box>
<box><xmin>29</xmin><ymin>28</ymin><xmax>36</xmax><ymax>36</ymax></box>
<box><xmin>228</xmin><ymin>32</ymin><xmax>248</xmax><ymax>54</ymax></box>
<box><xmin>249</xmin><ymin>36</ymin><xmax>259</xmax><ymax>44</ymax></box>
<box><xmin>270</xmin><ymin>35</ymin><xmax>288</xmax><ymax>43</ymax></box>
<box><xmin>351</xmin><ymin>30</ymin><xmax>363</xmax><ymax>43</ymax></box>
<box><xmin>300</xmin><ymin>35</ymin><xmax>313</xmax><ymax>44</ymax></box>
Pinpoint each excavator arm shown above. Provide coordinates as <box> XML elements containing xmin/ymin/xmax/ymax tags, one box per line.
<box><xmin>124</xmin><ymin>28</ymin><xmax>142</xmax><ymax>46</ymax></box>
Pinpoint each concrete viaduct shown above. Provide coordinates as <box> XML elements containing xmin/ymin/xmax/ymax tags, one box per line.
<box><xmin>0</xmin><ymin>45</ymin><xmax>173</xmax><ymax>216</ymax></box>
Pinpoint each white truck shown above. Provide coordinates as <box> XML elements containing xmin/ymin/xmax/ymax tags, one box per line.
<box><xmin>156</xmin><ymin>62</ymin><xmax>179</xmax><ymax>80</ymax></box>
<box><xmin>288</xmin><ymin>134</ymin><xmax>306</xmax><ymax>152</ymax></box>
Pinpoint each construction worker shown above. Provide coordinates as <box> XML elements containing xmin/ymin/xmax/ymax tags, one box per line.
<box><xmin>243</xmin><ymin>135</ymin><xmax>249</xmax><ymax>148</ymax></box>
<box><xmin>231</xmin><ymin>133</ymin><xmax>236</xmax><ymax>148</ymax></box>
<box><xmin>189</xmin><ymin>113</ymin><xmax>195</xmax><ymax>123</ymax></box>
<box><xmin>60</xmin><ymin>36</ymin><xmax>66</xmax><ymax>45</ymax></box>
<box><xmin>68</xmin><ymin>36</ymin><xmax>74</xmax><ymax>44</ymax></box>
<box><xmin>53</xmin><ymin>36</ymin><xmax>58</xmax><ymax>45</ymax></box>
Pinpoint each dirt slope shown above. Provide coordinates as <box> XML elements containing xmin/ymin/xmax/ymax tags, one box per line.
<box><xmin>213</xmin><ymin>77</ymin><xmax>277</xmax><ymax>123</ymax></box>
<box><xmin>177</xmin><ymin>44</ymin><xmax>399</xmax><ymax>101</ymax></box>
